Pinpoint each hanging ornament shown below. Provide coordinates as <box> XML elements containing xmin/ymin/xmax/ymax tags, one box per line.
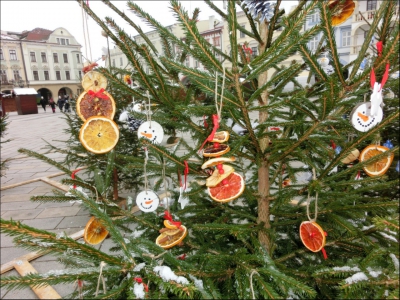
<box><xmin>137</xmin><ymin>91</ymin><xmax>164</xmax><ymax>144</ymax></box>
<box><xmin>328</xmin><ymin>0</ymin><xmax>355</xmax><ymax>26</ymax></box>
<box><xmin>299</xmin><ymin>170</ymin><xmax>328</xmax><ymax>259</ymax></box>
<box><xmin>242</xmin><ymin>0</ymin><xmax>276</xmax><ymax>22</ymax></box>
<box><xmin>335</xmin><ymin>145</ymin><xmax>342</xmax><ymax>155</ymax></box>
<box><xmin>350</xmin><ymin>102</ymin><xmax>383</xmax><ymax>132</ymax></box>
<box><xmin>359</xmin><ymin>145</ymin><xmax>394</xmax><ymax>177</ymax></box>
<box><xmin>124</xmin><ymin>74</ymin><xmax>132</xmax><ymax>85</ymax></box>
<box><xmin>136</xmin><ymin>190</ymin><xmax>159</xmax><ymax>213</ymax></box>
<box><xmin>369</xmin><ymin>61</ymin><xmax>389</xmax><ymax>116</ymax></box>
<box><xmin>76</xmin><ymin>88</ymin><xmax>116</xmax><ymax>122</ymax></box>
<box><xmin>319</xmin><ymin>57</ymin><xmax>330</xmax><ymax>68</ymax></box>
<box><xmin>83</xmin><ymin>216</ymin><xmax>109</xmax><ymax>245</ymax></box>
<box><xmin>341</xmin><ymin>148</ymin><xmax>360</xmax><ymax>164</ymax></box>
<box><xmin>155</xmin><ymin>211</ymin><xmax>187</xmax><ymax>249</ymax></box>
<box><xmin>383</xmin><ymin>140</ymin><xmax>394</xmax><ymax>149</ymax></box>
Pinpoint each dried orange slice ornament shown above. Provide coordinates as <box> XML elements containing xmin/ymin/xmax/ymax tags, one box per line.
<box><xmin>211</xmin><ymin>131</ymin><xmax>230</xmax><ymax>143</ymax></box>
<box><xmin>206</xmin><ymin>165</ymin><xmax>234</xmax><ymax>187</ymax></box>
<box><xmin>76</xmin><ymin>90</ymin><xmax>116</xmax><ymax>122</ymax></box>
<box><xmin>84</xmin><ymin>216</ymin><xmax>109</xmax><ymax>245</ymax></box>
<box><xmin>82</xmin><ymin>71</ymin><xmax>108</xmax><ymax>92</ymax></box>
<box><xmin>359</xmin><ymin>145</ymin><xmax>394</xmax><ymax>177</ymax></box>
<box><xmin>340</xmin><ymin>148</ymin><xmax>360</xmax><ymax>164</ymax></box>
<box><xmin>156</xmin><ymin>225</ymin><xmax>187</xmax><ymax>249</ymax></box>
<box><xmin>208</xmin><ymin>172</ymin><xmax>244</xmax><ymax>203</ymax></box>
<box><xmin>328</xmin><ymin>0</ymin><xmax>355</xmax><ymax>26</ymax></box>
<box><xmin>203</xmin><ymin>143</ymin><xmax>230</xmax><ymax>157</ymax></box>
<box><xmin>299</xmin><ymin>221</ymin><xmax>327</xmax><ymax>258</ymax></box>
<box><xmin>201</xmin><ymin>156</ymin><xmax>236</xmax><ymax>169</ymax></box>
<box><xmin>79</xmin><ymin>116</ymin><xmax>119</xmax><ymax>154</ymax></box>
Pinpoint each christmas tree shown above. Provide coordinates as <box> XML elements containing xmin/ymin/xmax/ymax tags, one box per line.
<box><xmin>1</xmin><ymin>0</ymin><xmax>399</xmax><ymax>298</ymax></box>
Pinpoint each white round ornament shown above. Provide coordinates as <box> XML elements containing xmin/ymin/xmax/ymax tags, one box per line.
<box><xmin>350</xmin><ymin>102</ymin><xmax>383</xmax><ymax>132</ymax></box>
<box><xmin>319</xmin><ymin>57</ymin><xmax>330</xmax><ymax>67</ymax></box>
<box><xmin>133</xmin><ymin>103</ymin><xmax>145</xmax><ymax>113</ymax></box>
<box><xmin>137</xmin><ymin>121</ymin><xmax>164</xmax><ymax>144</ymax></box>
<box><xmin>136</xmin><ymin>190</ymin><xmax>159</xmax><ymax>212</ymax></box>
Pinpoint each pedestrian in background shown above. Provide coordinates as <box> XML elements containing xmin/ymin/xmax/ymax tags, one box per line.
<box><xmin>40</xmin><ymin>96</ymin><xmax>47</xmax><ymax>112</ymax></box>
<box><xmin>49</xmin><ymin>97</ymin><xmax>56</xmax><ymax>113</ymax></box>
<box><xmin>64</xmin><ymin>99</ymin><xmax>71</xmax><ymax>113</ymax></box>
<box><xmin>58</xmin><ymin>95</ymin><xmax>64</xmax><ymax>112</ymax></box>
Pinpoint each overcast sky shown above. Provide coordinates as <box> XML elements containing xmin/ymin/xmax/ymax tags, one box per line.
<box><xmin>1</xmin><ymin>0</ymin><xmax>297</xmax><ymax>65</ymax></box>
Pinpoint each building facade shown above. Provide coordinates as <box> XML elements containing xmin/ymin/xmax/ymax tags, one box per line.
<box><xmin>0</xmin><ymin>27</ymin><xmax>83</xmax><ymax>102</ymax></box>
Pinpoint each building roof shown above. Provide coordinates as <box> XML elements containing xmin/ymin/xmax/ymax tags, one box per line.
<box><xmin>19</xmin><ymin>28</ymin><xmax>53</xmax><ymax>41</ymax></box>
<box><xmin>13</xmin><ymin>88</ymin><xmax>38</xmax><ymax>95</ymax></box>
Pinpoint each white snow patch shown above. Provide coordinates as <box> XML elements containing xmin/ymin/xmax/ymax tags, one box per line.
<box><xmin>362</xmin><ymin>225</ymin><xmax>375</xmax><ymax>231</ymax></box>
<box><xmin>131</xmin><ymin>229</ymin><xmax>146</xmax><ymax>238</ymax></box>
<box><xmin>344</xmin><ymin>272</ymin><xmax>368</xmax><ymax>284</ymax></box>
<box><xmin>153</xmin><ymin>266</ymin><xmax>189</xmax><ymax>284</ymax></box>
<box><xmin>124</xmin><ymin>238</ymin><xmax>130</xmax><ymax>244</ymax></box>
<box><xmin>189</xmin><ymin>274</ymin><xmax>204</xmax><ymax>290</ymax></box>
<box><xmin>277</xmin><ymin>232</ymin><xmax>288</xmax><ymax>239</ymax></box>
<box><xmin>379</xmin><ymin>232</ymin><xmax>398</xmax><ymax>242</ymax></box>
<box><xmin>389</xmin><ymin>253</ymin><xmax>399</xmax><ymax>272</ymax></box>
<box><xmin>270</xmin><ymin>214</ymin><xmax>275</xmax><ymax>221</ymax></box>
<box><xmin>333</xmin><ymin>266</ymin><xmax>360</xmax><ymax>272</ymax></box>
<box><xmin>133</xmin><ymin>263</ymin><xmax>146</xmax><ymax>272</ymax></box>
<box><xmin>133</xmin><ymin>282</ymin><xmax>145</xmax><ymax>299</ymax></box>
<box><xmin>367</xmin><ymin>267</ymin><xmax>381</xmax><ymax>278</ymax></box>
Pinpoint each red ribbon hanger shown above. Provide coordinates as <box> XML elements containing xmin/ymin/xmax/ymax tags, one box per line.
<box><xmin>376</xmin><ymin>41</ymin><xmax>383</xmax><ymax>57</ymax></box>
<box><xmin>71</xmin><ymin>168</ymin><xmax>82</xmax><ymax>189</ymax></box>
<box><xmin>88</xmin><ymin>88</ymin><xmax>109</xmax><ymax>99</ymax></box>
<box><xmin>134</xmin><ymin>278</ymin><xmax>148</xmax><ymax>292</ymax></box>
<box><xmin>164</xmin><ymin>210</ymin><xmax>182</xmax><ymax>229</ymax></box>
<box><xmin>370</xmin><ymin>63</ymin><xmax>390</xmax><ymax>91</ymax></box>
<box><xmin>199</xmin><ymin>114</ymin><xmax>220</xmax><ymax>152</ymax></box>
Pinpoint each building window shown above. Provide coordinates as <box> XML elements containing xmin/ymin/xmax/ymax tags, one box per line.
<box><xmin>120</xmin><ymin>57</ymin><xmax>123</xmax><ymax>66</ymax></box>
<box><xmin>240</xmin><ymin>25</ymin><xmax>245</xmax><ymax>38</ymax></box>
<box><xmin>9</xmin><ymin>50</ymin><xmax>17</xmax><ymax>60</ymax></box>
<box><xmin>63</xmin><ymin>53</ymin><xmax>68</xmax><ymax>63</ymax></box>
<box><xmin>1</xmin><ymin>70</ymin><xmax>7</xmax><ymax>83</ymax></box>
<box><xmin>56</xmin><ymin>38</ymin><xmax>60</xmax><ymax>44</ymax></box>
<box><xmin>78</xmin><ymin>71</ymin><xmax>82</xmax><ymax>79</ymax></box>
<box><xmin>309</xmin><ymin>12</ymin><xmax>319</xmax><ymax>24</ymax></box>
<box><xmin>0</xmin><ymin>49</ymin><xmax>3</xmax><ymax>60</ymax></box>
<box><xmin>66</xmin><ymin>39</ymin><xmax>69</xmax><ymax>45</ymax></box>
<box><xmin>251</xmin><ymin>47</ymin><xmax>258</xmax><ymax>58</ymax></box>
<box><xmin>60</xmin><ymin>38</ymin><xmax>66</xmax><ymax>45</ymax></box>
<box><xmin>309</xmin><ymin>35</ymin><xmax>319</xmax><ymax>52</ymax></box>
<box><xmin>367</xmin><ymin>0</ymin><xmax>377</xmax><ymax>11</ymax></box>
<box><xmin>13</xmin><ymin>70</ymin><xmax>20</xmax><ymax>81</ymax></box>
<box><xmin>195</xmin><ymin>60</ymin><xmax>199</xmax><ymax>67</ymax></box>
<box><xmin>56</xmin><ymin>71</ymin><xmax>61</xmax><ymax>80</ymax></box>
<box><xmin>44</xmin><ymin>71</ymin><xmax>49</xmax><ymax>80</ymax></box>
<box><xmin>341</xmin><ymin>29</ymin><xmax>351</xmax><ymax>47</ymax></box>
<box><xmin>76</xmin><ymin>54</ymin><xmax>80</xmax><ymax>63</ymax></box>
<box><xmin>66</xmin><ymin>71</ymin><xmax>70</xmax><ymax>80</ymax></box>
<box><xmin>30</xmin><ymin>52</ymin><xmax>36</xmax><ymax>62</ymax></box>
<box><xmin>33</xmin><ymin>71</ymin><xmax>39</xmax><ymax>81</ymax></box>
<box><xmin>53</xmin><ymin>53</ymin><xmax>58</xmax><ymax>63</ymax></box>
<box><xmin>185</xmin><ymin>56</ymin><xmax>190</xmax><ymax>67</ymax></box>
<box><xmin>112</xmin><ymin>59</ymin><xmax>115</xmax><ymax>67</ymax></box>
<box><xmin>213</xmin><ymin>36</ymin><xmax>220</xmax><ymax>46</ymax></box>
<box><xmin>41</xmin><ymin>52</ymin><xmax>47</xmax><ymax>63</ymax></box>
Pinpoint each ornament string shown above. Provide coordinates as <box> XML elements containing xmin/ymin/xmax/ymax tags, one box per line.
<box><xmin>249</xmin><ymin>270</ymin><xmax>259</xmax><ymax>299</ymax></box>
<box><xmin>370</xmin><ymin>63</ymin><xmax>390</xmax><ymax>91</ymax></box>
<box><xmin>198</xmin><ymin>67</ymin><xmax>226</xmax><ymax>152</ymax></box>
<box><xmin>74</xmin><ymin>279</ymin><xmax>83</xmax><ymax>300</ymax></box>
<box><xmin>71</xmin><ymin>168</ymin><xmax>82</xmax><ymax>189</ymax></box>
<box><xmin>95</xmin><ymin>261</ymin><xmax>107</xmax><ymax>296</ymax></box>
<box><xmin>306</xmin><ymin>168</ymin><xmax>318</xmax><ymax>222</ymax></box>
<box><xmin>146</xmin><ymin>91</ymin><xmax>152</xmax><ymax>126</ymax></box>
<box><xmin>162</xmin><ymin>158</ymin><xmax>169</xmax><ymax>212</ymax></box>
<box><xmin>144</xmin><ymin>147</ymin><xmax>149</xmax><ymax>193</ymax></box>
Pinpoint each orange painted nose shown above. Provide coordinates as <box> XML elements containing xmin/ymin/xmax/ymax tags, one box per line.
<box><xmin>145</xmin><ymin>200</ymin><xmax>153</xmax><ymax>205</ymax></box>
<box><xmin>141</xmin><ymin>132</ymin><xmax>153</xmax><ymax>138</ymax></box>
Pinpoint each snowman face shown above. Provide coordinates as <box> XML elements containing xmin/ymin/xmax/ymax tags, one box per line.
<box><xmin>136</xmin><ymin>190</ymin><xmax>159</xmax><ymax>212</ymax></box>
<box><xmin>350</xmin><ymin>102</ymin><xmax>383</xmax><ymax>132</ymax></box>
<box><xmin>137</xmin><ymin>121</ymin><xmax>164</xmax><ymax>144</ymax></box>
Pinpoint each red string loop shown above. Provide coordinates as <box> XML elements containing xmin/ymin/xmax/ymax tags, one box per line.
<box><xmin>71</xmin><ymin>168</ymin><xmax>82</xmax><ymax>189</ymax></box>
<box><xmin>164</xmin><ymin>211</ymin><xmax>182</xmax><ymax>229</ymax></box>
<box><xmin>199</xmin><ymin>114</ymin><xmax>219</xmax><ymax>152</ymax></box>
<box><xmin>88</xmin><ymin>88</ymin><xmax>109</xmax><ymax>99</ymax></box>
<box><xmin>376</xmin><ymin>41</ymin><xmax>383</xmax><ymax>56</ymax></box>
<box><xmin>370</xmin><ymin>63</ymin><xmax>390</xmax><ymax>91</ymax></box>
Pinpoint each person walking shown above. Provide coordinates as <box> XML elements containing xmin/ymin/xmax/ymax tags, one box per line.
<box><xmin>49</xmin><ymin>97</ymin><xmax>56</xmax><ymax>113</ymax></box>
<box><xmin>40</xmin><ymin>96</ymin><xmax>47</xmax><ymax>112</ymax></box>
<box><xmin>58</xmin><ymin>95</ymin><xmax>64</xmax><ymax>112</ymax></box>
<box><xmin>64</xmin><ymin>99</ymin><xmax>71</xmax><ymax>113</ymax></box>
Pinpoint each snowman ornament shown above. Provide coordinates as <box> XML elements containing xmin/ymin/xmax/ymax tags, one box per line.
<box><xmin>136</xmin><ymin>190</ymin><xmax>159</xmax><ymax>213</ymax></box>
<box><xmin>137</xmin><ymin>121</ymin><xmax>164</xmax><ymax>144</ymax></box>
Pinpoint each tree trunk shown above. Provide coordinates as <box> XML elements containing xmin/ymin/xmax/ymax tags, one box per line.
<box><xmin>257</xmin><ymin>21</ymin><xmax>271</xmax><ymax>252</ymax></box>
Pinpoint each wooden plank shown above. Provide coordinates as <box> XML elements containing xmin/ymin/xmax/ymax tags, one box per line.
<box><xmin>0</xmin><ymin>172</ymin><xmax>66</xmax><ymax>191</ymax></box>
<box><xmin>40</xmin><ymin>177</ymin><xmax>70</xmax><ymax>192</ymax></box>
<box><xmin>13</xmin><ymin>260</ymin><xmax>61</xmax><ymax>299</ymax></box>
<box><xmin>1</xmin><ymin>230</ymin><xmax>84</xmax><ymax>274</ymax></box>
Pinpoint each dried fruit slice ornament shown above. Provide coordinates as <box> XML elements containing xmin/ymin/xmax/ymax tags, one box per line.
<box><xmin>211</xmin><ymin>131</ymin><xmax>230</xmax><ymax>143</ymax></box>
<box><xmin>203</xmin><ymin>143</ymin><xmax>230</xmax><ymax>157</ymax></box>
<box><xmin>299</xmin><ymin>170</ymin><xmax>328</xmax><ymax>259</ymax></box>
<box><xmin>341</xmin><ymin>148</ymin><xmax>360</xmax><ymax>164</ymax></box>
<box><xmin>206</xmin><ymin>164</ymin><xmax>234</xmax><ymax>187</ymax></box>
<box><xmin>201</xmin><ymin>156</ymin><xmax>236</xmax><ymax>169</ymax></box>
<box><xmin>328</xmin><ymin>0</ymin><xmax>355</xmax><ymax>26</ymax></box>
<box><xmin>84</xmin><ymin>216</ymin><xmax>109</xmax><ymax>245</ymax></box>
<box><xmin>79</xmin><ymin>116</ymin><xmax>119</xmax><ymax>154</ymax></box>
<box><xmin>208</xmin><ymin>172</ymin><xmax>244</xmax><ymax>203</ymax></box>
<box><xmin>156</xmin><ymin>211</ymin><xmax>186</xmax><ymax>249</ymax></box>
<box><xmin>82</xmin><ymin>71</ymin><xmax>108</xmax><ymax>92</ymax></box>
<box><xmin>359</xmin><ymin>145</ymin><xmax>394</xmax><ymax>177</ymax></box>
<box><xmin>76</xmin><ymin>89</ymin><xmax>116</xmax><ymax>122</ymax></box>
